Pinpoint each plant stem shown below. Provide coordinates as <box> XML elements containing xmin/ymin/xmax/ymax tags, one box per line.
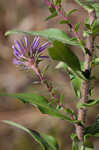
<box><xmin>44</xmin><ymin>0</ymin><xmax>81</xmax><ymax>42</ymax></box>
<box><xmin>35</xmin><ymin>67</ymin><xmax>58</xmax><ymax>100</ymax></box>
<box><xmin>76</xmin><ymin>9</ymin><xmax>96</xmax><ymax>141</ymax></box>
<box><xmin>35</xmin><ymin>67</ymin><xmax>76</xmax><ymax>120</ymax></box>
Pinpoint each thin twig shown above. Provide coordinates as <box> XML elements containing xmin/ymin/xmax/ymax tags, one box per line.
<box><xmin>44</xmin><ymin>0</ymin><xmax>82</xmax><ymax>42</ymax></box>
<box><xmin>34</xmin><ymin>66</ymin><xmax>76</xmax><ymax>120</ymax></box>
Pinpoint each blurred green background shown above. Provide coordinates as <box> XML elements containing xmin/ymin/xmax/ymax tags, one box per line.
<box><xmin>0</xmin><ymin>0</ymin><xmax>99</xmax><ymax>149</ymax></box>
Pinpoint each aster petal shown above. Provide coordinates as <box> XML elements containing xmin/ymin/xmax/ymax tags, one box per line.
<box><xmin>39</xmin><ymin>55</ymin><xmax>49</xmax><ymax>59</ymax></box>
<box><xmin>24</xmin><ymin>37</ymin><xmax>29</xmax><ymax>49</ymax></box>
<box><xmin>19</xmin><ymin>40</ymin><xmax>26</xmax><ymax>53</ymax></box>
<box><xmin>31</xmin><ymin>36</ymin><xmax>40</xmax><ymax>53</ymax></box>
<box><xmin>30</xmin><ymin>36</ymin><xmax>38</xmax><ymax>49</ymax></box>
<box><xmin>13</xmin><ymin>58</ymin><xmax>22</xmax><ymax>65</ymax></box>
<box><xmin>14</xmin><ymin>40</ymin><xmax>23</xmax><ymax>53</ymax></box>
<box><xmin>19</xmin><ymin>40</ymin><xmax>25</xmax><ymax>49</ymax></box>
<box><xmin>38</xmin><ymin>42</ymin><xmax>49</xmax><ymax>53</ymax></box>
<box><xmin>12</xmin><ymin>45</ymin><xmax>21</xmax><ymax>58</ymax></box>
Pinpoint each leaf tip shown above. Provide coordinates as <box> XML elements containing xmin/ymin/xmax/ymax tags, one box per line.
<box><xmin>5</xmin><ymin>31</ymin><xmax>10</xmax><ymax>36</ymax></box>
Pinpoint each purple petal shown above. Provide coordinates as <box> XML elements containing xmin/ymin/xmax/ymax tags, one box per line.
<box><xmin>30</xmin><ymin>36</ymin><xmax>38</xmax><ymax>49</ymax></box>
<box><xmin>19</xmin><ymin>40</ymin><xmax>26</xmax><ymax>53</ymax></box>
<box><xmin>38</xmin><ymin>42</ymin><xmax>49</xmax><ymax>53</ymax></box>
<box><xmin>14</xmin><ymin>40</ymin><xmax>23</xmax><ymax>53</ymax></box>
<box><xmin>13</xmin><ymin>58</ymin><xmax>22</xmax><ymax>65</ymax></box>
<box><xmin>12</xmin><ymin>45</ymin><xmax>21</xmax><ymax>58</ymax></box>
<box><xmin>19</xmin><ymin>40</ymin><xmax>25</xmax><ymax>49</ymax></box>
<box><xmin>39</xmin><ymin>55</ymin><xmax>49</xmax><ymax>59</ymax></box>
<box><xmin>24</xmin><ymin>37</ymin><xmax>29</xmax><ymax>49</ymax></box>
<box><xmin>31</xmin><ymin>36</ymin><xmax>40</xmax><ymax>53</ymax></box>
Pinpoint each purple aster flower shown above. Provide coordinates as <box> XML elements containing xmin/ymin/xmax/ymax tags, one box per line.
<box><xmin>12</xmin><ymin>36</ymin><xmax>49</xmax><ymax>71</ymax></box>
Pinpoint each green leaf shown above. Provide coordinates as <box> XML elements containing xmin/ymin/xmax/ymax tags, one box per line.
<box><xmin>48</xmin><ymin>41</ymin><xmax>81</xmax><ymax>71</ymax></box>
<box><xmin>60</xmin><ymin>20</ymin><xmax>70</xmax><ymax>25</ymax></box>
<box><xmin>85</xmin><ymin>1</ymin><xmax>99</xmax><ymax>16</ymax></box>
<box><xmin>60</xmin><ymin>62</ymin><xmax>82</xmax><ymax>97</ymax></box>
<box><xmin>41</xmin><ymin>134</ymin><xmax>59</xmax><ymax>150</ymax></box>
<box><xmin>5</xmin><ymin>28</ymin><xmax>80</xmax><ymax>46</ymax></box>
<box><xmin>2</xmin><ymin>120</ymin><xmax>59</xmax><ymax>150</ymax></box>
<box><xmin>74</xmin><ymin>0</ymin><xmax>94</xmax><ymax>12</ymax></box>
<box><xmin>49</xmin><ymin>41</ymin><xmax>86</xmax><ymax>80</ymax></box>
<box><xmin>71</xmin><ymin>133</ymin><xmax>94</xmax><ymax>150</ymax></box>
<box><xmin>77</xmin><ymin>98</ymin><xmax>99</xmax><ymax>108</ymax></box>
<box><xmin>55</xmin><ymin>0</ymin><xmax>61</xmax><ymax>5</ymax></box>
<box><xmin>92</xmin><ymin>58</ymin><xmax>99</xmax><ymax>65</ymax></box>
<box><xmin>46</xmin><ymin>6</ymin><xmax>58</xmax><ymax>21</ymax></box>
<box><xmin>85</xmin><ymin>23</ymin><xmax>91</xmax><ymax>30</ymax></box>
<box><xmin>75</xmin><ymin>0</ymin><xmax>99</xmax><ymax>16</ymax></box>
<box><xmin>72</xmin><ymin>137</ymin><xmax>84</xmax><ymax>150</ymax></box>
<box><xmin>45</xmin><ymin>12</ymin><xmax>58</xmax><ymax>21</ymax></box>
<box><xmin>0</xmin><ymin>93</ymin><xmax>76</xmax><ymax>123</ymax></box>
<box><xmin>92</xmin><ymin>2</ymin><xmax>99</xmax><ymax>16</ymax></box>
<box><xmin>74</xmin><ymin>22</ymin><xmax>81</xmax><ymax>32</ymax></box>
<box><xmin>72</xmin><ymin>137</ymin><xmax>94</xmax><ymax>150</ymax></box>
<box><xmin>59</xmin><ymin>93</ymin><xmax>64</xmax><ymax>105</ymax></box>
<box><xmin>89</xmin><ymin>88</ymin><xmax>93</xmax><ymax>96</ymax></box>
<box><xmin>91</xmin><ymin>18</ymin><xmax>99</xmax><ymax>36</ymax></box>
<box><xmin>67</xmin><ymin>9</ymin><xmax>78</xmax><ymax>17</ymax></box>
<box><xmin>49</xmin><ymin>7</ymin><xmax>56</xmax><ymax>13</ymax></box>
<box><xmin>55</xmin><ymin>62</ymin><xmax>68</xmax><ymax>69</ymax></box>
<box><xmin>55</xmin><ymin>61</ymin><xmax>86</xmax><ymax>81</ymax></box>
<box><xmin>70</xmin><ymin>74</ymin><xmax>81</xmax><ymax>98</ymax></box>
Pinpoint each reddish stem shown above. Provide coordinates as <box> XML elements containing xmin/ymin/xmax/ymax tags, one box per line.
<box><xmin>44</xmin><ymin>1</ymin><xmax>81</xmax><ymax>41</ymax></box>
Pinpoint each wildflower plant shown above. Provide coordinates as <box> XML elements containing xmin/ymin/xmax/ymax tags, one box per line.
<box><xmin>1</xmin><ymin>0</ymin><xmax>99</xmax><ymax>149</ymax></box>
<box><xmin>12</xmin><ymin>36</ymin><xmax>49</xmax><ymax>79</ymax></box>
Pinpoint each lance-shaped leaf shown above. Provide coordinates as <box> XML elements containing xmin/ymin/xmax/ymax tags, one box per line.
<box><xmin>46</xmin><ymin>7</ymin><xmax>58</xmax><ymax>21</ymax></box>
<box><xmin>2</xmin><ymin>120</ymin><xmax>59</xmax><ymax>150</ymax></box>
<box><xmin>56</xmin><ymin>61</ymin><xmax>86</xmax><ymax>82</ymax></box>
<box><xmin>67</xmin><ymin>9</ymin><xmax>78</xmax><ymax>17</ymax></box>
<box><xmin>48</xmin><ymin>40</ymin><xmax>81</xmax><ymax>71</ymax></box>
<box><xmin>56</xmin><ymin>62</ymin><xmax>82</xmax><ymax>96</ymax></box>
<box><xmin>75</xmin><ymin>0</ymin><xmax>99</xmax><ymax>17</ymax></box>
<box><xmin>5</xmin><ymin>28</ymin><xmax>80</xmax><ymax>46</ymax></box>
<box><xmin>49</xmin><ymin>41</ymin><xmax>87</xmax><ymax>80</ymax></box>
<box><xmin>0</xmin><ymin>93</ymin><xmax>76</xmax><ymax>123</ymax></box>
<box><xmin>77</xmin><ymin>98</ymin><xmax>99</xmax><ymax>108</ymax></box>
<box><xmin>91</xmin><ymin>18</ymin><xmax>99</xmax><ymax>36</ymax></box>
<box><xmin>49</xmin><ymin>41</ymin><xmax>86</xmax><ymax>80</ymax></box>
<box><xmin>74</xmin><ymin>0</ymin><xmax>94</xmax><ymax>12</ymax></box>
<box><xmin>70</xmin><ymin>74</ymin><xmax>81</xmax><ymax>98</ymax></box>
<box><xmin>60</xmin><ymin>20</ymin><xmax>70</xmax><ymax>25</ymax></box>
<box><xmin>74</xmin><ymin>22</ymin><xmax>81</xmax><ymax>32</ymax></box>
<box><xmin>85</xmin><ymin>1</ymin><xmax>99</xmax><ymax>16</ymax></box>
<box><xmin>45</xmin><ymin>12</ymin><xmax>58</xmax><ymax>21</ymax></box>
